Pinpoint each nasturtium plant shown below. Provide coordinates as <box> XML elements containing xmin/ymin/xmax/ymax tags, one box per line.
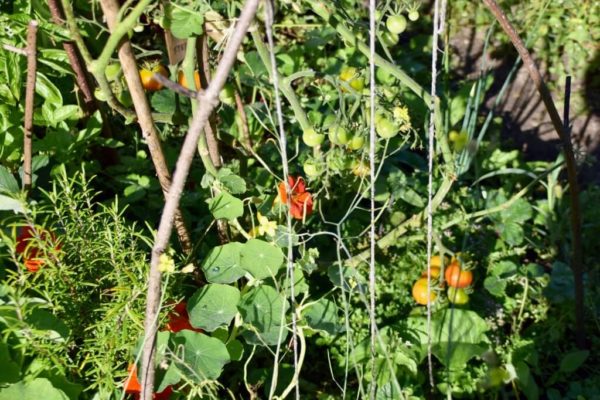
<box><xmin>240</xmin><ymin>239</ymin><xmax>284</xmax><ymax>279</ymax></box>
<box><xmin>238</xmin><ymin>284</ymin><xmax>288</xmax><ymax>346</ymax></box>
<box><xmin>201</xmin><ymin>242</ymin><xmax>245</xmax><ymax>283</ymax></box>
<box><xmin>188</xmin><ymin>283</ymin><xmax>240</xmax><ymax>332</ymax></box>
<box><xmin>208</xmin><ymin>192</ymin><xmax>244</xmax><ymax>221</ymax></box>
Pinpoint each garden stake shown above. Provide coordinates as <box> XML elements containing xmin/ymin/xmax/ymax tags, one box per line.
<box><xmin>482</xmin><ymin>0</ymin><xmax>585</xmax><ymax>349</ymax></box>
<box><xmin>139</xmin><ymin>1</ymin><xmax>260</xmax><ymax>398</ymax></box>
<box><xmin>367</xmin><ymin>0</ymin><xmax>378</xmax><ymax>397</ymax></box>
<box><xmin>98</xmin><ymin>0</ymin><xmax>193</xmax><ymax>254</ymax></box>
<box><xmin>23</xmin><ymin>20</ymin><xmax>38</xmax><ymax>191</ymax></box>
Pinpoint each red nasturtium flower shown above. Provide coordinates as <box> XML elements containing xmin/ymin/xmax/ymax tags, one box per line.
<box><xmin>15</xmin><ymin>225</ymin><xmax>62</xmax><ymax>273</ymax></box>
<box><xmin>165</xmin><ymin>302</ymin><xmax>202</xmax><ymax>333</ymax></box>
<box><xmin>277</xmin><ymin>176</ymin><xmax>313</xmax><ymax>220</ymax></box>
<box><xmin>125</xmin><ymin>364</ymin><xmax>173</xmax><ymax>400</ymax></box>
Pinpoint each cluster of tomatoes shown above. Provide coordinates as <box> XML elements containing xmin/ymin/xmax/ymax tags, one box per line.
<box><xmin>411</xmin><ymin>254</ymin><xmax>473</xmax><ymax>306</ymax></box>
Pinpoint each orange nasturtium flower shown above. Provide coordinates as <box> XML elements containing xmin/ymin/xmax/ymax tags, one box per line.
<box><xmin>124</xmin><ymin>364</ymin><xmax>173</xmax><ymax>400</ymax></box>
<box><xmin>277</xmin><ymin>176</ymin><xmax>313</xmax><ymax>220</ymax></box>
<box><xmin>15</xmin><ymin>225</ymin><xmax>62</xmax><ymax>273</ymax></box>
<box><xmin>165</xmin><ymin>302</ymin><xmax>202</xmax><ymax>333</ymax></box>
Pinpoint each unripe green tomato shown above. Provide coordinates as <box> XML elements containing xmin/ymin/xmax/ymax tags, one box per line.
<box><xmin>447</xmin><ymin>287</ymin><xmax>469</xmax><ymax>305</ymax></box>
<box><xmin>376</xmin><ymin>68</ymin><xmax>395</xmax><ymax>85</ymax></box>
<box><xmin>303</xmin><ymin>160</ymin><xmax>321</xmax><ymax>178</ymax></box>
<box><xmin>408</xmin><ymin>10</ymin><xmax>419</xmax><ymax>22</ymax></box>
<box><xmin>349</xmin><ymin>77</ymin><xmax>365</xmax><ymax>92</ymax></box>
<box><xmin>348</xmin><ymin>135</ymin><xmax>365</xmax><ymax>151</ymax></box>
<box><xmin>376</xmin><ymin>117</ymin><xmax>398</xmax><ymax>139</ymax></box>
<box><xmin>302</xmin><ymin>129</ymin><xmax>325</xmax><ymax>147</ymax></box>
<box><xmin>386</xmin><ymin>15</ymin><xmax>407</xmax><ymax>34</ymax></box>
<box><xmin>219</xmin><ymin>83</ymin><xmax>236</xmax><ymax>105</ymax></box>
<box><xmin>381</xmin><ymin>31</ymin><xmax>399</xmax><ymax>47</ymax></box>
<box><xmin>329</xmin><ymin>125</ymin><xmax>350</xmax><ymax>145</ymax></box>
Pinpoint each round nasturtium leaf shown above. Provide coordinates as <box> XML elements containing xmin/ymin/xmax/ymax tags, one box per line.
<box><xmin>171</xmin><ymin>331</ymin><xmax>230</xmax><ymax>382</ymax></box>
<box><xmin>238</xmin><ymin>284</ymin><xmax>288</xmax><ymax>346</ymax></box>
<box><xmin>201</xmin><ymin>242</ymin><xmax>245</xmax><ymax>283</ymax></box>
<box><xmin>240</xmin><ymin>239</ymin><xmax>284</xmax><ymax>279</ymax></box>
<box><xmin>188</xmin><ymin>284</ymin><xmax>240</xmax><ymax>332</ymax></box>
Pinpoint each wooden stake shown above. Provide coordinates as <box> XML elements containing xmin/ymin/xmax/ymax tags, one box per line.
<box><xmin>23</xmin><ymin>20</ymin><xmax>38</xmax><ymax>191</ymax></box>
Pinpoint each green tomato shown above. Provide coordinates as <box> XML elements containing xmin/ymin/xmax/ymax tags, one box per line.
<box><xmin>339</xmin><ymin>66</ymin><xmax>357</xmax><ymax>82</ymax></box>
<box><xmin>326</xmin><ymin>149</ymin><xmax>349</xmax><ymax>172</ymax></box>
<box><xmin>447</xmin><ymin>287</ymin><xmax>469</xmax><ymax>305</ymax></box>
<box><xmin>303</xmin><ymin>160</ymin><xmax>321</xmax><ymax>178</ymax></box>
<box><xmin>376</xmin><ymin>68</ymin><xmax>395</xmax><ymax>85</ymax></box>
<box><xmin>408</xmin><ymin>10</ymin><xmax>419</xmax><ymax>22</ymax></box>
<box><xmin>348</xmin><ymin>135</ymin><xmax>365</xmax><ymax>151</ymax></box>
<box><xmin>386</xmin><ymin>14</ymin><xmax>407</xmax><ymax>34</ymax></box>
<box><xmin>302</xmin><ymin>129</ymin><xmax>325</xmax><ymax>147</ymax></box>
<box><xmin>349</xmin><ymin>77</ymin><xmax>365</xmax><ymax>92</ymax></box>
<box><xmin>381</xmin><ymin>31</ymin><xmax>399</xmax><ymax>47</ymax></box>
<box><xmin>390</xmin><ymin>211</ymin><xmax>406</xmax><ymax>226</ymax></box>
<box><xmin>219</xmin><ymin>83</ymin><xmax>236</xmax><ymax>105</ymax></box>
<box><xmin>329</xmin><ymin>125</ymin><xmax>350</xmax><ymax>145</ymax></box>
<box><xmin>94</xmin><ymin>88</ymin><xmax>107</xmax><ymax>102</ymax></box>
<box><xmin>376</xmin><ymin>117</ymin><xmax>398</xmax><ymax>139</ymax></box>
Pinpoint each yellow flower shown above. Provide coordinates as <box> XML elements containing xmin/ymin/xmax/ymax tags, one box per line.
<box><xmin>257</xmin><ymin>212</ymin><xmax>277</xmax><ymax>237</ymax></box>
<box><xmin>158</xmin><ymin>253</ymin><xmax>175</xmax><ymax>273</ymax></box>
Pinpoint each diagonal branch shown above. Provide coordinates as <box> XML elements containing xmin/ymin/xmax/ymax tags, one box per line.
<box><xmin>98</xmin><ymin>0</ymin><xmax>192</xmax><ymax>254</ymax></box>
<box><xmin>138</xmin><ymin>0</ymin><xmax>260</xmax><ymax>398</ymax></box>
<box><xmin>482</xmin><ymin>0</ymin><xmax>585</xmax><ymax>349</ymax></box>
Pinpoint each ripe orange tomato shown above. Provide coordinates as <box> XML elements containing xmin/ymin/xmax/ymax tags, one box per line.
<box><xmin>430</xmin><ymin>255</ymin><xmax>449</xmax><ymax>268</ymax></box>
<box><xmin>412</xmin><ymin>278</ymin><xmax>437</xmax><ymax>305</ymax></box>
<box><xmin>444</xmin><ymin>264</ymin><xmax>473</xmax><ymax>288</ymax></box>
<box><xmin>139</xmin><ymin>64</ymin><xmax>168</xmax><ymax>91</ymax></box>
<box><xmin>421</xmin><ymin>266</ymin><xmax>441</xmax><ymax>279</ymax></box>
<box><xmin>178</xmin><ymin>70</ymin><xmax>201</xmax><ymax>90</ymax></box>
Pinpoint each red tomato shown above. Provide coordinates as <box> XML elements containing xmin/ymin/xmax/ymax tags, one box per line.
<box><xmin>444</xmin><ymin>263</ymin><xmax>473</xmax><ymax>288</ymax></box>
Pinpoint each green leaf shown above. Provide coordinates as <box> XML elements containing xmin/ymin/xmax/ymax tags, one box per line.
<box><xmin>240</xmin><ymin>239</ymin><xmax>284</xmax><ymax>279</ymax></box>
<box><xmin>502</xmin><ymin>198</ymin><xmax>532</xmax><ymax>224</ymax></box>
<box><xmin>514</xmin><ymin>361</ymin><xmax>539</xmax><ymax>400</ymax></box>
<box><xmin>304</xmin><ymin>299</ymin><xmax>340</xmax><ymax>335</ymax></box>
<box><xmin>0</xmin><ymin>342</ymin><xmax>20</xmax><ymax>384</ymax></box>
<box><xmin>171</xmin><ymin>331</ymin><xmax>230</xmax><ymax>381</ymax></box>
<box><xmin>226</xmin><ymin>339</ymin><xmax>244</xmax><ymax>361</ymax></box>
<box><xmin>0</xmin><ymin>194</ymin><xmax>25</xmax><ymax>213</ymax></box>
<box><xmin>201</xmin><ymin>242</ymin><xmax>246</xmax><ymax>284</ymax></box>
<box><xmin>408</xmin><ymin>309</ymin><xmax>489</xmax><ymax>369</ymax></box>
<box><xmin>484</xmin><ymin>276</ymin><xmax>506</xmax><ymax>297</ymax></box>
<box><xmin>489</xmin><ymin>260</ymin><xmax>518</xmax><ymax>278</ymax></box>
<box><xmin>188</xmin><ymin>284</ymin><xmax>240</xmax><ymax>332</ymax></box>
<box><xmin>498</xmin><ymin>221</ymin><xmax>524</xmax><ymax>246</ymax></box>
<box><xmin>238</xmin><ymin>285</ymin><xmax>288</xmax><ymax>346</ymax></box>
<box><xmin>208</xmin><ymin>192</ymin><xmax>244</xmax><ymax>220</ymax></box>
<box><xmin>167</xmin><ymin>5</ymin><xmax>204</xmax><ymax>39</ymax></box>
<box><xmin>151</xmin><ymin>90</ymin><xmax>176</xmax><ymax>114</ymax></box>
<box><xmin>0</xmin><ymin>378</ymin><xmax>69</xmax><ymax>400</ymax></box>
<box><xmin>35</xmin><ymin>73</ymin><xmax>63</xmax><ymax>106</ymax></box>
<box><xmin>52</xmin><ymin>106</ymin><xmax>80</xmax><ymax>125</ymax></box>
<box><xmin>0</xmin><ymin>166</ymin><xmax>19</xmax><ymax>194</ymax></box>
<box><xmin>559</xmin><ymin>350</ymin><xmax>589</xmax><ymax>374</ymax></box>
<box><xmin>218</xmin><ymin>170</ymin><xmax>247</xmax><ymax>194</ymax></box>
<box><xmin>26</xmin><ymin>308</ymin><xmax>70</xmax><ymax>341</ymax></box>
<box><xmin>544</xmin><ymin>261</ymin><xmax>574</xmax><ymax>303</ymax></box>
